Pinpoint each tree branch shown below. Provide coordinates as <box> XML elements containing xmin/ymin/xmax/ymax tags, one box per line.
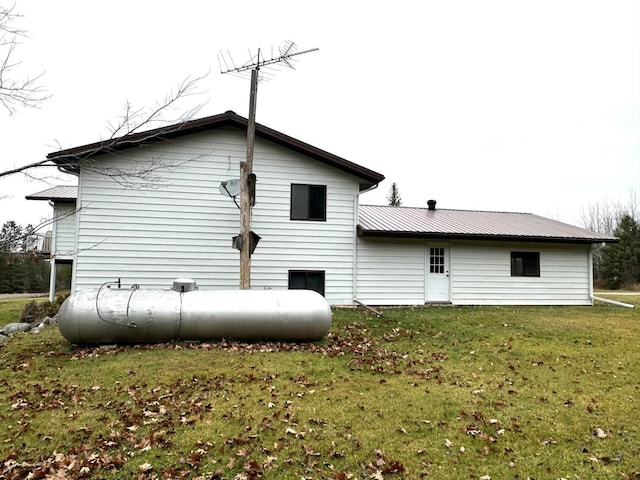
<box><xmin>0</xmin><ymin>73</ymin><xmax>209</xmax><ymax>184</ymax></box>
<box><xmin>0</xmin><ymin>4</ymin><xmax>49</xmax><ymax>114</ymax></box>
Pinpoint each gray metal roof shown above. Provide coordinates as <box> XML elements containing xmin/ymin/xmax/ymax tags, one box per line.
<box><xmin>25</xmin><ymin>185</ymin><xmax>78</xmax><ymax>202</ymax></box>
<box><xmin>358</xmin><ymin>204</ymin><xmax>618</xmax><ymax>244</ymax></box>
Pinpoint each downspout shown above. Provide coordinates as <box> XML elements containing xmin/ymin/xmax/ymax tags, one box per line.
<box><xmin>352</xmin><ymin>183</ymin><xmax>378</xmax><ymax>308</ymax></box>
<box><xmin>588</xmin><ymin>244</ymin><xmax>634</xmax><ymax>308</ymax></box>
<box><xmin>588</xmin><ymin>244</ymin><xmax>594</xmax><ymax>303</ymax></box>
<box><xmin>63</xmin><ymin>169</ymin><xmax>81</xmax><ymax>295</ymax></box>
<box><xmin>591</xmin><ymin>295</ymin><xmax>636</xmax><ymax>309</ymax></box>
<box><xmin>354</xmin><ymin>298</ymin><xmax>383</xmax><ymax>317</ymax></box>
<box><xmin>48</xmin><ymin>200</ymin><xmax>57</xmax><ymax>303</ymax></box>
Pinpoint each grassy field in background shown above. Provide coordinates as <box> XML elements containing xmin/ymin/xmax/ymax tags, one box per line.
<box><xmin>0</xmin><ymin>296</ymin><xmax>638</xmax><ymax>479</ymax></box>
<box><xmin>0</xmin><ymin>297</ymin><xmax>39</xmax><ymax>328</ymax></box>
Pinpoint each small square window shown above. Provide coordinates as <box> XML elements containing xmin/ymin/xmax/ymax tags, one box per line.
<box><xmin>288</xmin><ymin>270</ymin><xmax>325</xmax><ymax>296</ymax></box>
<box><xmin>511</xmin><ymin>251</ymin><xmax>540</xmax><ymax>277</ymax></box>
<box><xmin>291</xmin><ymin>184</ymin><xmax>326</xmax><ymax>221</ymax></box>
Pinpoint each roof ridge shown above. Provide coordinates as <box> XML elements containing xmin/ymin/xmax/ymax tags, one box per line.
<box><xmin>360</xmin><ymin>204</ymin><xmax>533</xmax><ymax>215</ymax></box>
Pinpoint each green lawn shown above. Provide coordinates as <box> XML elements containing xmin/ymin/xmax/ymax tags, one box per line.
<box><xmin>0</xmin><ymin>297</ymin><xmax>638</xmax><ymax>479</ymax></box>
<box><xmin>0</xmin><ymin>297</ymin><xmax>45</xmax><ymax>328</ymax></box>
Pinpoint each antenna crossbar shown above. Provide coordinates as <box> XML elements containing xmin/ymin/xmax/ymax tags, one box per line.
<box><xmin>219</xmin><ymin>47</ymin><xmax>319</xmax><ymax>75</ymax></box>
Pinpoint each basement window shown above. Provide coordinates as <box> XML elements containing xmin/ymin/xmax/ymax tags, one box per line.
<box><xmin>290</xmin><ymin>184</ymin><xmax>326</xmax><ymax>221</ymax></box>
<box><xmin>511</xmin><ymin>251</ymin><xmax>540</xmax><ymax>277</ymax></box>
<box><xmin>288</xmin><ymin>270</ymin><xmax>325</xmax><ymax>296</ymax></box>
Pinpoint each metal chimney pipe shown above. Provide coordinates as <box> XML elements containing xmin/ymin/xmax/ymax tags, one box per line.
<box><xmin>427</xmin><ymin>199</ymin><xmax>437</xmax><ymax>211</ymax></box>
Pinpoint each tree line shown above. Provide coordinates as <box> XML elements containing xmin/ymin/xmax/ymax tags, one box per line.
<box><xmin>581</xmin><ymin>193</ymin><xmax>640</xmax><ymax>290</ymax></box>
<box><xmin>0</xmin><ymin>220</ymin><xmax>50</xmax><ymax>293</ymax></box>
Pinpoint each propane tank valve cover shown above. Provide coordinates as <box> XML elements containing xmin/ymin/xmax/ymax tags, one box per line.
<box><xmin>173</xmin><ymin>278</ymin><xmax>197</xmax><ymax>292</ymax></box>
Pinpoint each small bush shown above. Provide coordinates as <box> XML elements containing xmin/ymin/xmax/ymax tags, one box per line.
<box><xmin>18</xmin><ymin>294</ymin><xmax>69</xmax><ymax>324</ymax></box>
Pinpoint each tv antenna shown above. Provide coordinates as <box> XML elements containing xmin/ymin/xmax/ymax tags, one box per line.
<box><xmin>219</xmin><ymin>41</ymin><xmax>318</xmax><ymax>290</ymax></box>
<box><xmin>218</xmin><ymin>41</ymin><xmax>319</xmax><ymax>79</ymax></box>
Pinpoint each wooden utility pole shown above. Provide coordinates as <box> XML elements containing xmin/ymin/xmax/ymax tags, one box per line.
<box><xmin>239</xmin><ymin>67</ymin><xmax>258</xmax><ymax>289</ymax></box>
<box><xmin>219</xmin><ymin>43</ymin><xmax>318</xmax><ymax>289</ymax></box>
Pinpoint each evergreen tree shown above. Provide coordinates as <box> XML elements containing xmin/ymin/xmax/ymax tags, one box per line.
<box><xmin>387</xmin><ymin>182</ymin><xmax>402</xmax><ymax>207</ymax></box>
<box><xmin>600</xmin><ymin>214</ymin><xmax>640</xmax><ymax>289</ymax></box>
<box><xmin>0</xmin><ymin>220</ymin><xmax>23</xmax><ymax>252</ymax></box>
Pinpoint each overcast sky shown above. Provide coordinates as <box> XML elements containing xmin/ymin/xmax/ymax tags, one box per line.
<box><xmin>1</xmin><ymin>0</ymin><xmax>638</xmax><ymax>230</ymax></box>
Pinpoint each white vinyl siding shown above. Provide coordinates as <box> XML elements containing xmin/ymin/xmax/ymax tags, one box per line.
<box><xmin>355</xmin><ymin>238</ymin><xmax>593</xmax><ymax>306</ymax></box>
<box><xmin>355</xmin><ymin>237</ymin><xmax>426</xmax><ymax>305</ymax></box>
<box><xmin>450</xmin><ymin>241</ymin><xmax>592</xmax><ymax>305</ymax></box>
<box><xmin>52</xmin><ymin>203</ymin><xmax>77</xmax><ymax>259</ymax></box>
<box><xmin>72</xmin><ymin>128</ymin><xmax>360</xmax><ymax>305</ymax></box>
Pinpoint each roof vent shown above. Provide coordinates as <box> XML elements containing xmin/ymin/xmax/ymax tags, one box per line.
<box><xmin>427</xmin><ymin>199</ymin><xmax>437</xmax><ymax>211</ymax></box>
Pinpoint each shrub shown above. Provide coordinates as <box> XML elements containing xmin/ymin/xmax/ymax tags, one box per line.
<box><xmin>18</xmin><ymin>294</ymin><xmax>69</xmax><ymax>324</ymax></box>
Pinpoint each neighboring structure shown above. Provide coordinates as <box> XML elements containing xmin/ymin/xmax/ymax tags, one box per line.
<box><xmin>27</xmin><ymin>111</ymin><xmax>617</xmax><ymax>306</ymax></box>
<box><xmin>25</xmin><ymin>185</ymin><xmax>77</xmax><ymax>300</ymax></box>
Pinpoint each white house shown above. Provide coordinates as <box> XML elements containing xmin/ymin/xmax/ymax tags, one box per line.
<box><xmin>355</xmin><ymin>203</ymin><xmax>617</xmax><ymax>305</ymax></box>
<box><xmin>27</xmin><ymin>111</ymin><xmax>617</xmax><ymax>306</ymax></box>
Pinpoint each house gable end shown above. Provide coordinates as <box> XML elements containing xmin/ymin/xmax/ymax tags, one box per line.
<box><xmin>47</xmin><ymin>111</ymin><xmax>384</xmax><ymax>191</ymax></box>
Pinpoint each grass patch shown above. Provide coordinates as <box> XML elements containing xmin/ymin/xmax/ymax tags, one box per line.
<box><xmin>0</xmin><ymin>300</ymin><xmax>639</xmax><ymax>479</ymax></box>
<box><xmin>0</xmin><ymin>298</ymin><xmax>46</xmax><ymax>329</ymax></box>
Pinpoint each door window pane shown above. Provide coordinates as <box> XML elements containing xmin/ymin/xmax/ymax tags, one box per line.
<box><xmin>430</xmin><ymin>247</ymin><xmax>445</xmax><ymax>274</ymax></box>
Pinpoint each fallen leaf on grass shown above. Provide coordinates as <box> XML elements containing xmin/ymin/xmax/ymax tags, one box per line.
<box><xmin>538</xmin><ymin>438</ymin><xmax>557</xmax><ymax>446</ymax></box>
<box><xmin>593</xmin><ymin>427</ymin><xmax>613</xmax><ymax>439</ymax></box>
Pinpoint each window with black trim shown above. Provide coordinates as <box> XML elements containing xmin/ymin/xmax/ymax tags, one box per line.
<box><xmin>288</xmin><ymin>270</ymin><xmax>325</xmax><ymax>296</ymax></box>
<box><xmin>511</xmin><ymin>251</ymin><xmax>540</xmax><ymax>277</ymax></box>
<box><xmin>290</xmin><ymin>184</ymin><xmax>326</xmax><ymax>221</ymax></box>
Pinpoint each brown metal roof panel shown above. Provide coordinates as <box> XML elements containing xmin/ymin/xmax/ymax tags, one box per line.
<box><xmin>25</xmin><ymin>185</ymin><xmax>78</xmax><ymax>202</ymax></box>
<box><xmin>358</xmin><ymin>205</ymin><xmax>618</xmax><ymax>243</ymax></box>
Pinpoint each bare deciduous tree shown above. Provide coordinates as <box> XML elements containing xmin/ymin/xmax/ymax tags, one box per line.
<box><xmin>579</xmin><ymin>189</ymin><xmax>638</xmax><ymax>235</ymax></box>
<box><xmin>1</xmin><ymin>73</ymin><xmax>209</xmax><ymax>246</ymax></box>
<box><xmin>0</xmin><ymin>73</ymin><xmax>208</xmax><ymax>185</ymax></box>
<box><xmin>579</xmin><ymin>189</ymin><xmax>638</xmax><ymax>282</ymax></box>
<box><xmin>0</xmin><ymin>4</ymin><xmax>49</xmax><ymax>114</ymax></box>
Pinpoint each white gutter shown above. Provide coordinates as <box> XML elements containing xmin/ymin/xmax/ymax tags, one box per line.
<box><xmin>359</xmin><ymin>183</ymin><xmax>379</xmax><ymax>197</ymax></box>
<box><xmin>591</xmin><ymin>295</ymin><xmax>636</xmax><ymax>309</ymax></box>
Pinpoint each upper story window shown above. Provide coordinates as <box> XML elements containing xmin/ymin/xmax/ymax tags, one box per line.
<box><xmin>290</xmin><ymin>184</ymin><xmax>326</xmax><ymax>221</ymax></box>
<box><xmin>511</xmin><ymin>251</ymin><xmax>540</xmax><ymax>277</ymax></box>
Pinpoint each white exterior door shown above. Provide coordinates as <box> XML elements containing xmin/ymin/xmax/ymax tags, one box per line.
<box><xmin>426</xmin><ymin>246</ymin><xmax>450</xmax><ymax>302</ymax></box>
